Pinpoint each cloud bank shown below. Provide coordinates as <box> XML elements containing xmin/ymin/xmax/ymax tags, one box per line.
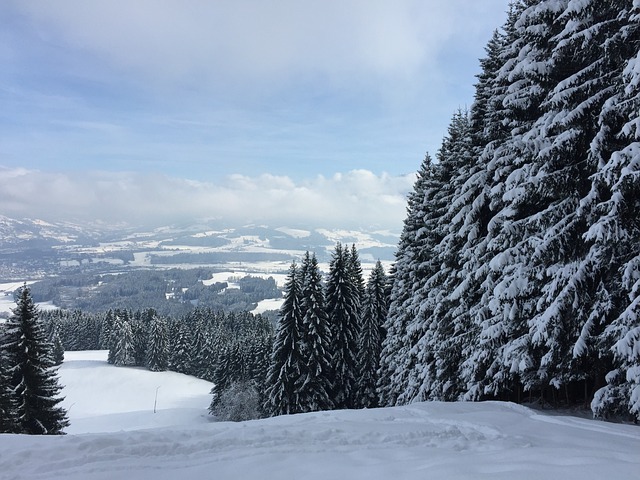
<box><xmin>0</xmin><ymin>167</ymin><xmax>414</xmax><ymax>231</ymax></box>
<box><xmin>11</xmin><ymin>0</ymin><xmax>505</xmax><ymax>91</ymax></box>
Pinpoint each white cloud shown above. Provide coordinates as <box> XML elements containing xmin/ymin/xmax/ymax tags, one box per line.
<box><xmin>11</xmin><ymin>0</ymin><xmax>506</xmax><ymax>91</ymax></box>
<box><xmin>0</xmin><ymin>167</ymin><xmax>414</xmax><ymax>231</ymax></box>
<box><xmin>1</xmin><ymin>0</ymin><xmax>509</xmax><ymax>186</ymax></box>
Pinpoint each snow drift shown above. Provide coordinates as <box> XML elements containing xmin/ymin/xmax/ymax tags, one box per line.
<box><xmin>0</xmin><ymin>351</ymin><xmax>638</xmax><ymax>480</ymax></box>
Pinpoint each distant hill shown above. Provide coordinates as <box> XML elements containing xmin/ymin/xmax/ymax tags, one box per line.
<box><xmin>0</xmin><ymin>215</ymin><xmax>399</xmax><ymax>281</ymax></box>
<box><xmin>0</xmin><ymin>215</ymin><xmax>398</xmax><ymax>315</ymax></box>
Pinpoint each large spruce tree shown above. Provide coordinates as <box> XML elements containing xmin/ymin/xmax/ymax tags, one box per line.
<box><xmin>357</xmin><ymin>261</ymin><xmax>388</xmax><ymax>408</ymax></box>
<box><xmin>2</xmin><ymin>286</ymin><xmax>68</xmax><ymax>434</ymax></box>
<box><xmin>147</xmin><ymin>313</ymin><xmax>169</xmax><ymax>372</ymax></box>
<box><xmin>326</xmin><ymin>243</ymin><xmax>361</xmax><ymax>409</ymax></box>
<box><xmin>297</xmin><ymin>252</ymin><xmax>334</xmax><ymax>413</ymax></box>
<box><xmin>169</xmin><ymin>321</ymin><xmax>192</xmax><ymax>374</ymax></box>
<box><xmin>0</xmin><ymin>343</ymin><xmax>19</xmax><ymax>433</ymax></box>
<box><xmin>378</xmin><ymin>153</ymin><xmax>444</xmax><ymax>406</ymax></box>
<box><xmin>587</xmin><ymin>0</ymin><xmax>640</xmax><ymax>419</ymax></box>
<box><xmin>265</xmin><ymin>263</ymin><xmax>305</xmax><ymax>416</ymax></box>
<box><xmin>112</xmin><ymin>311</ymin><xmax>136</xmax><ymax>367</ymax></box>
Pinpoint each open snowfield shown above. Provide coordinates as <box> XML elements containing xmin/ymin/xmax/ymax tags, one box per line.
<box><xmin>58</xmin><ymin>351</ymin><xmax>213</xmax><ymax>434</ymax></box>
<box><xmin>0</xmin><ymin>351</ymin><xmax>638</xmax><ymax>480</ymax></box>
<box><xmin>0</xmin><ymin>281</ymin><xmax>58</xmax><ymax>318</ymax></box>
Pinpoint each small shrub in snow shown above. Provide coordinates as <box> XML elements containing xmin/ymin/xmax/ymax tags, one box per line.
<box><xmin>210</xmin><ymin>381</ymin><xmax>262</xmax><ymax>422</ymax></box>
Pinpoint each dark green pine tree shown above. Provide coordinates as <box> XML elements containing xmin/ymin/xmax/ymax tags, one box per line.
<box><xmin>209</xmin><ymin>343</ymin><xmax>232</xmax><ymax>412</ymax></box>
<box><xmin>297</xmin><ymin>252</ymin><xmax>334</xmax><ymax>413</ymax></box>
<box><xmin>189</xmin><ymin>309</ymin><xmax>212</xmax><ymax>378</ymax></box>
<box><xmin>105</xmin><ymin>310</ymin><xmax>117</xmax><ymax>364</ymax></box>
<box><xmin>131</xmin><ymin>311</ymin><xmax>150</xmax><ymax>367</ymax></box>
<box><xmin>169</xmin><ymin>321</ymin><xmax>192</xmax><ymax>374</ymax></box>
<box><xmin>586</xmin><ymin>0</ymin><xmax>640</xmax><ymax>420</ymax></box>
<box><xmin>3</xmin><ymin>286</ymin><xmax>69</xmax><ymax>434</ymax></box>
<box><xmin>265</xmin><ymin>262</ymin><xmax>305</xmax><ymax>416</ymax></box>
<box><xmin>357</xmin><ymin>260</ymin><xmax>388</xmax><ymax>408</ymax></box>
<box><xmin>245</xmin><ymin>331</ymin><xmax>273</xmax><ymax>416</ymax></box>
<box><xmin>326</xmin><ymin>243</ymin><xmax>360</xmax><ymax>409</ymax></box>
<box><xmin>51</xmin><ymin>330</ymin><xmax>65</xmax><ymax>367</ymax></box>
<box><xmin>0</xmin><ymin>343</ymin><xmax>19</xmax><ymax>433</ymax></box>
<box><xmin>377</xmin><ymin>153</ymin><xmax>442</xmax><ymax>406</ymax></box>
<box><xmin>146</xmin><ymin>313</ymin><xmax>169</xmax><ymax>372</ymax></box>
<box><xmin>112</xmin><ymin>311</ymin><xmax>135</xmax><ymax>367</ymax></box>
<box><xmin>348</xmin><ymin>244</ymin><xmax>366</xmax><ymax>314</ymax></box>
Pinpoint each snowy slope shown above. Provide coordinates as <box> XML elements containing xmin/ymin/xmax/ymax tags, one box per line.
<box><xmin>0</xmin><ymin>351</ymin><xmax>638</xmax><ymax>480</ymax></box>
<box><xmin>58</xmin><ymin>351</ymin><xmax>213</xmax><ymax>434</ymax></box>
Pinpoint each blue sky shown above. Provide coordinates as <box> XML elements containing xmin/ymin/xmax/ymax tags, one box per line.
<box><xmin>0</xmin><ymin>0</ymin><xmax>507</xmax><ymax>230</ymax></box>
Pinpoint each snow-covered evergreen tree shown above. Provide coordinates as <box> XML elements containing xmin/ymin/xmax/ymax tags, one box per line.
<box><xmin>348</xmin><ymin>244</ymin><xmax>366</xmax><ymax>314</ymax></box>
<box><xmin>297</xmin><ymin>252</ymin><xmax>334</xmax><ymax>413</ymax></box>
<box><xmin>210</xmin><ymin>340</ymin><xmax>246</xmax><ymax>411</ymax></box>
<box><xmin>588</xmin><ymin>0</ymin><xmax>640</xmax><ymax>420</ymax></box>
<box><xmin>100</xmin><ymin>310</ymin><xmax>114</xmax><ymax>350</ymax></box>
<box><xmin>210</xmin><ymin>342</ymin><xmax>233</xmax><ymax>410</ymax></box>
<box><xmin>378</xmin><ymin>153</ymin><xmax>445</xmax><ymax>406</ymax></box>
<box><xmin>244</xmin><ymin>328</ymin><xmax>273</xmax><ymax>413</ymax></box>
<box><xmin>389</xmin><ymin>110</ymin><xmax>476</xmax><ymax>405</ymax></box>
<box><xmin>105</xmin><ymin>310</ymin><xmax>117</xmax><ymax>364</ymax></box>
<box><xmin>425</xmin><ymin>110</ymin><xmax>476</xmax><ymax>401</ymax></box>
<box><xmin>380</xmin><ymin>0</ymin><xmax>640</xmax><ymax>418</ymax></box>
<box><xmin>265</xmin><ymin>262</ymin><xmax>305</xmax><ymax>416</ymax></box>
<box><xmin>459</xmin><ymin>15</ymin><xmax>518</xmax><ymax>401</ymax></box>
<box><xmin>51</xmin><ymin>331</ymin><xmax>64</xmax><ymax>367</ymax></box>
<box><xmin>112</xmin><ymin>311</ymin><xmax>135</xmax><ymax>367</ymax></box>
<box><xmin>189</xmin><ymin>309</ymin><xmax>212</xmax><ymax>378</ymax></box>
<box><xmin>169</xmin><ymin>321</ymin><xmax>192</xmax><ymax>374</ymax></box>
<box><xmin>357</xmin><ymin>261</ymin><xmax>387</xmax><ymax>408</ymax></box>
<box><xmin>326</xmin><ymin>243</ymin><xmax>361</xmax><ymax>409</ymax></box>
<box><xmin>0</xmin><ymin>341</ymin><xmax>19</xmax><ymax>433</ymax></box>
<box><xmin>131</xmin><ymin>311</ymin><xmax>149</xmax><ymax>367</ymax></box>
<box><xmin>147</xmin><ymin>313</ymin><xmax>169</xmax><ymax>372</ymax></box>
<box><xmin>2</xmin><ymin>286</ymin><xmax>68</xmax><ymax>434</ymax></box>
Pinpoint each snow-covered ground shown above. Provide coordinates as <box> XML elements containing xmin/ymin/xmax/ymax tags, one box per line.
<box><xmin>252</xmin><ymin>297</ymin><xmax>285</xmax><ymax>314</ymax></box>
<box><xmin>58</xmin><ymin>351</ymin><xmax>212</xmax><ymax>434</ymax></box>
<box><xmin>0</xmin><ymin>351</ymin><xmax>638</xmax><ymax>480</ymax></box>
<box><xmin>0</xmin><ymin>281</ymin><xmax>59</xmax><ymax>317</ymax></box>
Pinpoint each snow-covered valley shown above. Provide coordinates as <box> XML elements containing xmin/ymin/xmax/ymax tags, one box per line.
<box><xmin>0</xmin><ymin>350</ymin><xmax>638</xmax><ymax>480</ymax></box>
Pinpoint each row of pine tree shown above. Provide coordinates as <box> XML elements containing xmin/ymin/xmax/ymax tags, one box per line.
<box><xmin>95</xmin><ymin>243</ymin><xmax>389</xmax><ymax>419</ymax></box>
<box><xmin>378</xmin><ymin>0</ymin><xmax>640</xmax><ymax>420</ymax></box>
<box><xmin>264</xmin><ymin>246</ymin><xmax>388</xmax><ymax>415</ymax></box>
<box><xmin>6</xmin><ymin>242</ymin><xmax>387</xmax><ymax>427</ymax></box>
<box><xmin>45</xmin><ymin>306</ymin><xmax>276</xmax><ymax>417</ymax></box>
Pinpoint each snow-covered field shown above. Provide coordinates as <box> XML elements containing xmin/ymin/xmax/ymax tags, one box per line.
<box><xmin>252</xmin><ymin>297</ymin><xmax>285</xmax><ymax>314</ymax></box>
<box><xmin>0</xmin><ymin>281</ymin><xmax>59</xmax><ymax>318</ymax></box>
<box><xmin>58</xmin><ymin>351</ymin><xmax>213</xmax><ymax>434</ymax></box>
<box><xmin>0</xmin><ymin>351</ymin><xmax>638</xmax><ymax>480</ymax></box>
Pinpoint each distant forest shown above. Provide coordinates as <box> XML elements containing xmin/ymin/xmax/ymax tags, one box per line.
<box><xmin>26</xmin><ymin>269</ymin><xmax>281</xmax><ymax>318</ymax></box>
<box><xmin>37</xmin><ymin>244</ymin><xmax>388</xmax><ymax>421</ymax></box>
